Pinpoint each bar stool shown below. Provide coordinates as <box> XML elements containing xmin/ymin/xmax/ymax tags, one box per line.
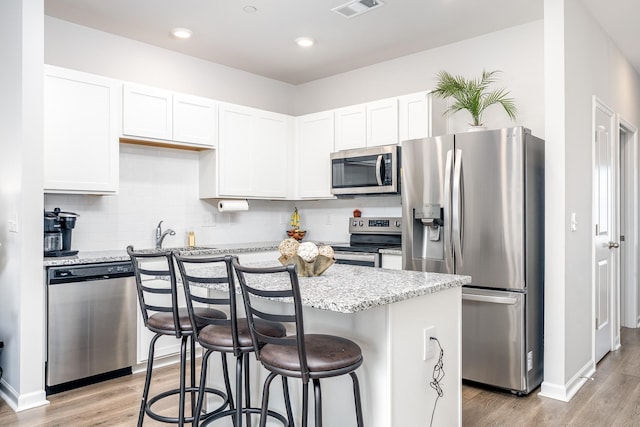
<box><xmin>174</xmin><ymin>253</ymin><xmax>293</xmax><ymax>427</ymax></box>
<box><xmin>232</xmin><ymin>259</ymin><xmax>364</xmax><ymax>427</ymax></box>
<box><xmin>127</xmin><ymin>246</ymin><xmax>231</xmax><ymax>426</ymax></box>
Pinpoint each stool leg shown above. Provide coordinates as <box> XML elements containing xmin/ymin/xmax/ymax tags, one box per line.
<box><xmin>259</xmin><ymin>372</ymin><xmax>277</xmax><ymax>427</ymax></box>
<box><xmin>221</xmin><ymin>353</ymin><xmax>234</xmax><ymax>414</ymax></box>
<box><xmin>179</xmin><ymin>336</ymin><xmax>189</xmax><ymax>427</ymax></box>
<box><xmin>282</xmin><ymin>377</ymin><xmax>294</xmax><ymax>427</ymax></box>
<box><xmin>236</xmin><ymin>355</ymin><xmax>244</xmax><ymax>427</ymax></box>
<box><xmin>312</xmin><ymin>379</ymin><xmax>322</xmax><ymax>427</ymax></box>
<box><xmin>194</xmin><ymin>349</ymin><xmax>213</xmax><ymax>426</ymax></box>
<box><xmin>190</xmin><ymin>335</ymin><xmax>196</xmax><ymax>419</ymax></box>
<box><xmin>350</xmin><ymin>372</ymin><xmax>364</xmax><ymax>427</ymax></box>
<box><xmin>244</xmin><ymin>353</ymin><xmax>252</xmax><ymax>427</ymax></box>
<box><xmin>301</xmin><ymin>381</ymin><xmax>309</xmax><ymax>427</ymax></box>
<box><xmin>139</xmin><ymin>334</ymin><xmax>161</xmax><ymax>427</ymax></box>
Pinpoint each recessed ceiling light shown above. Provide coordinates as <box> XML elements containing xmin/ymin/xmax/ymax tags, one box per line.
<box><xmin>171</xmin><ymin>28</ymin><xmax>193</xmax><ymax>39</ymax></box>
<box><xmin>243</xmin><ymin>5</ymin><xmax>258</xmax><ymax>13</ymax></box>
<box><xmin>295</xmin><ymin>37</ymin><xmax>315</xmax><ymax>48</ymax></box>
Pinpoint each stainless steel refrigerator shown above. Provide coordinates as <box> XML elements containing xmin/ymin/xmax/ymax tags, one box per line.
<box><xmin>401</xmin><ymin>127</ymin><xmax>544</xmax><ymax>395</ymax></box>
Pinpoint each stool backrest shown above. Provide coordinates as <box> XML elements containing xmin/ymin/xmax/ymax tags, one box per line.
<box><xmin>174</xmin><ymin>253</ymin><xmax>241</xmax><ymax>353</ymax></box>
<box><xmin>127</xmin><ymin>245</ymin><xmax>186</xmax><ymax>338</ymax></box>
<box><xmin>232</xmin><ymin>259</ymin><xmax>310</xmax><ymax>380</ymax></box>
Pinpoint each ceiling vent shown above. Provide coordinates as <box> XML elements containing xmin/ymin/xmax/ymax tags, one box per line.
<box><xmin>331</xmin><ymin>0</ymin><xmax>385</xmax><ymax>19</ymax></box>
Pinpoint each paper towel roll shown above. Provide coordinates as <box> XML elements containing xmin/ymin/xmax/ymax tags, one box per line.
<box><xmin>217</xmin><ymin>199</ymin><xmax>249</xmax><ymax>212</ymax></box>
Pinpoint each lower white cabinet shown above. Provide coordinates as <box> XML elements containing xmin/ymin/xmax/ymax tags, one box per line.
<box><xmin>381</xmin><ymin>253</ymin><xmax>402</xmax><ymax>270</ymax></box>
<box><xmin>44</xmin><ymin>66</ymin><xmax>120</xmax><ymax>194</ymax></box>
<box><xmin>296</xmin><ymin>111</ymin><xmax>335</xmax><ymax>199</ymax></box>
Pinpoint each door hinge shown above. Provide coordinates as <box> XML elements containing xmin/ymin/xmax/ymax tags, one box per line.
<box><xmin>595</xmin><ymin>224</ymin><xmax>599</xmax><ymax>235</ymax></box>
<box><xmin>620</xmin><ymin>235</ymin><xmax>626</xmax><ymax>242</ymax></box>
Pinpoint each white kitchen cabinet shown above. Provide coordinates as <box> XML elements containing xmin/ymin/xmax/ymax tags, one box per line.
<box><xmin>296</xmin><ymin>111</ymin><xmax>335</xmax><ymax>199</ymax></box>
<box><xmin>44</xmin><ymin>66</ymin><xmax>120</xmax><ymax>194</ymax></box>
<box><xmin>398</xmin><ymin>91</ymin><xmax>448</xmax><ymax>142</ymax></box>
<box><xmin>215</xmin><ymin>103</ymin><xmax>291</xmax><ymax>199</ymax></box>
<box><xmin>334</xmin><ymin>104</ymin><xmax>366</xmax><ymax>151</ymax></box>
<box><xmin>172</xmin><ymin>93</ymin><xmax>217</xmax><ymax>146</ymax></box>
<box><xmin>366</xmin><ymin>97</ymin><xmax>399</xmax><ymax>147</ymax></box>
<box><xmin>381</xmin><ymin>253</ymin><xmax>403</xmax><ymax>270</ymax></box>
<box><xmin>334</xmin><ymin>98</ymin><xmax>399</xmax><ymax>151</ymax></box>
<box><xmin>123</xmin><ymin>83</ymin><xmax>216</xmax><ymax>148</ymax></box>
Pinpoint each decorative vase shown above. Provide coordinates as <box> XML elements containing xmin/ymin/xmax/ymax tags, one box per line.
<box><xmin>467</xmin><ymin>125</ymin><xmax>488</xmax><ymax>132</ymax></box>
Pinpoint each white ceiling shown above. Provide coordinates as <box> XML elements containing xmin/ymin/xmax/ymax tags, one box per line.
<box><xmin>44</xmin><ymin>0</ymin><xmax>544</xmax><ymax>85</ymax></box>
<box><xmin>44</xmin><ymin>0</ymin><xmax>640</xmax><ymax>86</ymax></box>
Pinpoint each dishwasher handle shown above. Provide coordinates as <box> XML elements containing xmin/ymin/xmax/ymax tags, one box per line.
<box><xmin>462</xmin><ymin>293</ymin><xmax>518</xmax><ymax>305</ymax></box>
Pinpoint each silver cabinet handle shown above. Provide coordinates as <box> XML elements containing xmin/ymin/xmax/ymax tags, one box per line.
<box><xmin>462</xmin><ymin>294</ymin><xmax>518</xmax><ymax>305</ymax></box>
<box><xmin>609</xmin><ymin>241</ymin><xmax>620</xmax><ymax>249</ymax></box>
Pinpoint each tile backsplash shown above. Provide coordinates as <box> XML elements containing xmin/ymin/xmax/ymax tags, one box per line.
<box><xmin>45</xmin><ymin>143</ymin><xmax>401</xmax><ymax>252</ymax></box>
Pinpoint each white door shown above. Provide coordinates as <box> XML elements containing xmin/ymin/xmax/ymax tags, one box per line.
<box><xmin>593</xmin><ymin>97</ymin><xmax>618</xmax><ymax>363</ymax></box>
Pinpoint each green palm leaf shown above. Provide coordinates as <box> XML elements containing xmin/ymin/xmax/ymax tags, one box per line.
<box><xmin>432</xmin><ymin>70</ymin><xmax>517</xmax><ymax>127</ymax></box>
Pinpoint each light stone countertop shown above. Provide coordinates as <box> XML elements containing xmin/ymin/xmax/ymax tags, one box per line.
<box><xmin>184</xmin><ymin>261</ymin><xmax>470</xmax><ymax>314</ymax></box>
<box><xmin>42</xmin><ymin>242</ymin><xmax>283</xmax><ymax>267</ymax></box>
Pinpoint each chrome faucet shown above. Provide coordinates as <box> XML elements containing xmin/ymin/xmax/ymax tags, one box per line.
<box><xmin>155</xmin><ymin>220</ymin><xmax>176</xmax><ymax>249</ymax></box>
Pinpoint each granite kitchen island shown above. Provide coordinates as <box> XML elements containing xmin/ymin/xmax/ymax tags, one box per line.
<box><xmin>193</xmin><ymin>262</ymin><xmax>470</xmax><ymax>427</ymax></box>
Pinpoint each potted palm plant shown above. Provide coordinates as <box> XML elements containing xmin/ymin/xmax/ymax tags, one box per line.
<box><xmin>432</xmin><ymin>69</ymin><xmax>517</xmax><ymax>131</ymax></box>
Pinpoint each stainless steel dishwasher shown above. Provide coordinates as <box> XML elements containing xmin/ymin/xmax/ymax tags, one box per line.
<box><xmin>46</xmin><ymin>261</ymin><xmax>137</xmax><ymax>394</ymax></box>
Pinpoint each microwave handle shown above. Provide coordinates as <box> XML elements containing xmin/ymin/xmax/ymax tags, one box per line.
<box><xmin>375</xmin><ymin>155</ymin><xmax>383</xmax><ymax>186</ymax></box>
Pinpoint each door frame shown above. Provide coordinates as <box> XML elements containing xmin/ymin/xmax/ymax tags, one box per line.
<box><xmin>618</xmin><ymin>116</ymin><xmax>639</xmax><ymax>330</ymax></box>
<box><xmin>592</xmin><ymin>95</ymin><xmax>618</xmax><ymax>364</ymax></box>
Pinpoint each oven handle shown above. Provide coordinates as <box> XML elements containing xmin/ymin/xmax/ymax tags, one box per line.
<box><xmin>333</xmin><ymin>252</ymin><xmax>379</xmax><ymax>267</ymax></box>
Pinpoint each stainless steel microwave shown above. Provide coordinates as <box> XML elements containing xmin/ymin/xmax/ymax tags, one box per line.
<box><xmin>330</xmin><ymin>145</ymin><xmax>400</xmax><ymax>195</ymax></box>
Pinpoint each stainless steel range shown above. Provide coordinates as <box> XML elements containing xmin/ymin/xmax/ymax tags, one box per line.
<box><xmin>331</xmin><ymin>217</ymin><xmax>401</xmax><ymax>267</ymax></box>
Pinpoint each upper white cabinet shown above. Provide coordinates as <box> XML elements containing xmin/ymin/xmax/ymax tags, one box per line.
<box><xmin>122</xmin><ymin>83</ymin><xmax>216</xmax><ymax>148</ymax></box>
<box><xmin>334</xmin><ymin>97</ymin><xmax>399</xmax><ymax>151</ymax></box>
<box><xmin>366</xmin><ymin>98</ymin><xmax>399</xmax><ymax>147</ymax></box>
<box><xmin>214</xmin><ymin>103</ymin><xmax>292</xmax><ymax>199</ymax></box>
<box><xmin>398</xmin><ymin>91</ymin><xmax>447</xmax><ymax>142</ymax></box>
<box><xmin>296</xmin><ymin>111</ymin><xmax>335</xmax><ymax>199</ymax></box>
<box><xmin>334</xmin><ymin>104</ymin><xmax>366</xmax><ymax>151</ymax></box>
<box><xmin>44</xmin><ymin>66</ymin><xmax>120</xmax><ymax>194</ymax></box>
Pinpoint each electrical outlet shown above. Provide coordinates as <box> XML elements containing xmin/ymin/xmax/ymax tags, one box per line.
<box><xmin>423</xmin><ymin>326</ymin><xmax>437</xmax><ymax>360</ymax></box>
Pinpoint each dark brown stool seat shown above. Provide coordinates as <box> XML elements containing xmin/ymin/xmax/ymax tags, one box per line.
<box><xmin>127</xmin><ymin>246</ymin><xmax>231</xmax><ymax>427</ymax></box>
<box><xmin>233</xmin><ymin>259</ymin><xmax>364</xmax><ymax>427</ymax></box>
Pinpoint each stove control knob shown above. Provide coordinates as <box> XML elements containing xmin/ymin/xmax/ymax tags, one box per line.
<box><xmin>358</xmin><ymin>220</ymin><xmax>364</xmax><ymax>227</ymax></box>
<box><xmin>395</xmin><ymin>220</ymin><xmax>401</xmax><ymax>228</ymax></box>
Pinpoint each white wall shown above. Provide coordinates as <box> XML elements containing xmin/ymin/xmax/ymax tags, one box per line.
<box><xmin>45</xmin><ymin>17</ymin><xmax>296</xmax><ymax>115</ymax></box>
<box><xmin>294</xmin><ymin>21</ymin><xmax>545</xmax><ymax>138</ymax></box>
<box><xmin>0</xmin><ymin>0</ymin><xmax>47</xmax><ymax>411</ymax></box>
<box><xmin>541</xmin><ymin>0</ymin><xmax>640</xmax><ymax>401</ymax></box>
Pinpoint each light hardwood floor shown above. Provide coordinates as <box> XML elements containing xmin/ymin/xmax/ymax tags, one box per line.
<box><xmin>2</xmin><ymin>328</ymin><xmax>640</xmax><ymax>426</ymax></box>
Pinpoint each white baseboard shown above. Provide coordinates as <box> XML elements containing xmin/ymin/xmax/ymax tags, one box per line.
<box><xmin>0</xmin><ymin>378</ymin><xmax>48</xmax><ymax>413</ymax></box>
<box><xmin>538</xmin><ymin>360</ymin><xmax>595</xmax><ymax>402</ymax></box>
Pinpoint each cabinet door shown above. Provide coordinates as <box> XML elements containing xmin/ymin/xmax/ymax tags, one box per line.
<box><xmin>44</xmin><ymin>66</ymin><xmax>119</xmax><ymax>194</ymax></box>
<box><xmin>218</xmin><ymin>103</ymin><xmax>254</xmax><ymax>196</ymax></box>
<box><xmin>366</xmin><ymin>98</ymin><xmax>398</xmax><ymax>147</ymax></box>
<box><xmin>399</xmin><ymin>91</ymin><xmax>448</xmax><ymax>142</ymax></box>
<box><xmin>334</xmin><ymin>104</ymin><xmax>366</xmax><ymax>151</ymax></box>
<box><xmin>254</xmin><ymin>112</ymin><xmax>290</xmax><ymax>198</ymax></box>
<box><xmin>173</xmin><ymin>93</ymin><xmax>217</xmax><ymax>148</ymax></box>
<box><xmin>122</xmin><ymin>83</ymin><xmax>172</xmax><ymax>140</ymax></box>
<box><xmin>297</xmin><ymin>112</ymin><xmax>335</xmax><ymax>198</ymax></box>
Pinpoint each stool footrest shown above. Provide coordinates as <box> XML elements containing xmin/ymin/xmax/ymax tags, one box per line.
<box><xmin>145</xmin><ymin>386</ymin><xmax>229</xmax><ymax>424</ymax></box>
<box><xmin>201</xmin><ymin>406</ymin><xmax>289</xmax><ymax>427</ymax></box>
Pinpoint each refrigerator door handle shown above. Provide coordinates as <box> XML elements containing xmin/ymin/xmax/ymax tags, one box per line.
<box><xmin>452</xmin><ymin>149</ymin><xmax>463</xmax><ymax>263</ymax></box>
<box><xmin>462</xmin><ymin>293</ymin><xmax>519</xmax><ymax>305</ymax></box>
<box><xmin>444</xmin><ymin>149</ymin><xmax>454</xmax><ymax>269</ymax></box>
<box><xmin>375</xmin><ymin>155</ymin><xmax>383</xmax><ymax>186</ymax></box>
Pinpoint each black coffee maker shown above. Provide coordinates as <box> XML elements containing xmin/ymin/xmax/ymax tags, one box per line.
<box><xmin>44</xmin><ymin>208</ymin><xmax>80</xmax><ymax>257</ymax></box>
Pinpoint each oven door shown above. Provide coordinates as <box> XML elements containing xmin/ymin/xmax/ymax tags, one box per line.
<box><xmin>333</xmin><ymin>251</ymin><xmax>380</xmax><ymax>267</ymax></box>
